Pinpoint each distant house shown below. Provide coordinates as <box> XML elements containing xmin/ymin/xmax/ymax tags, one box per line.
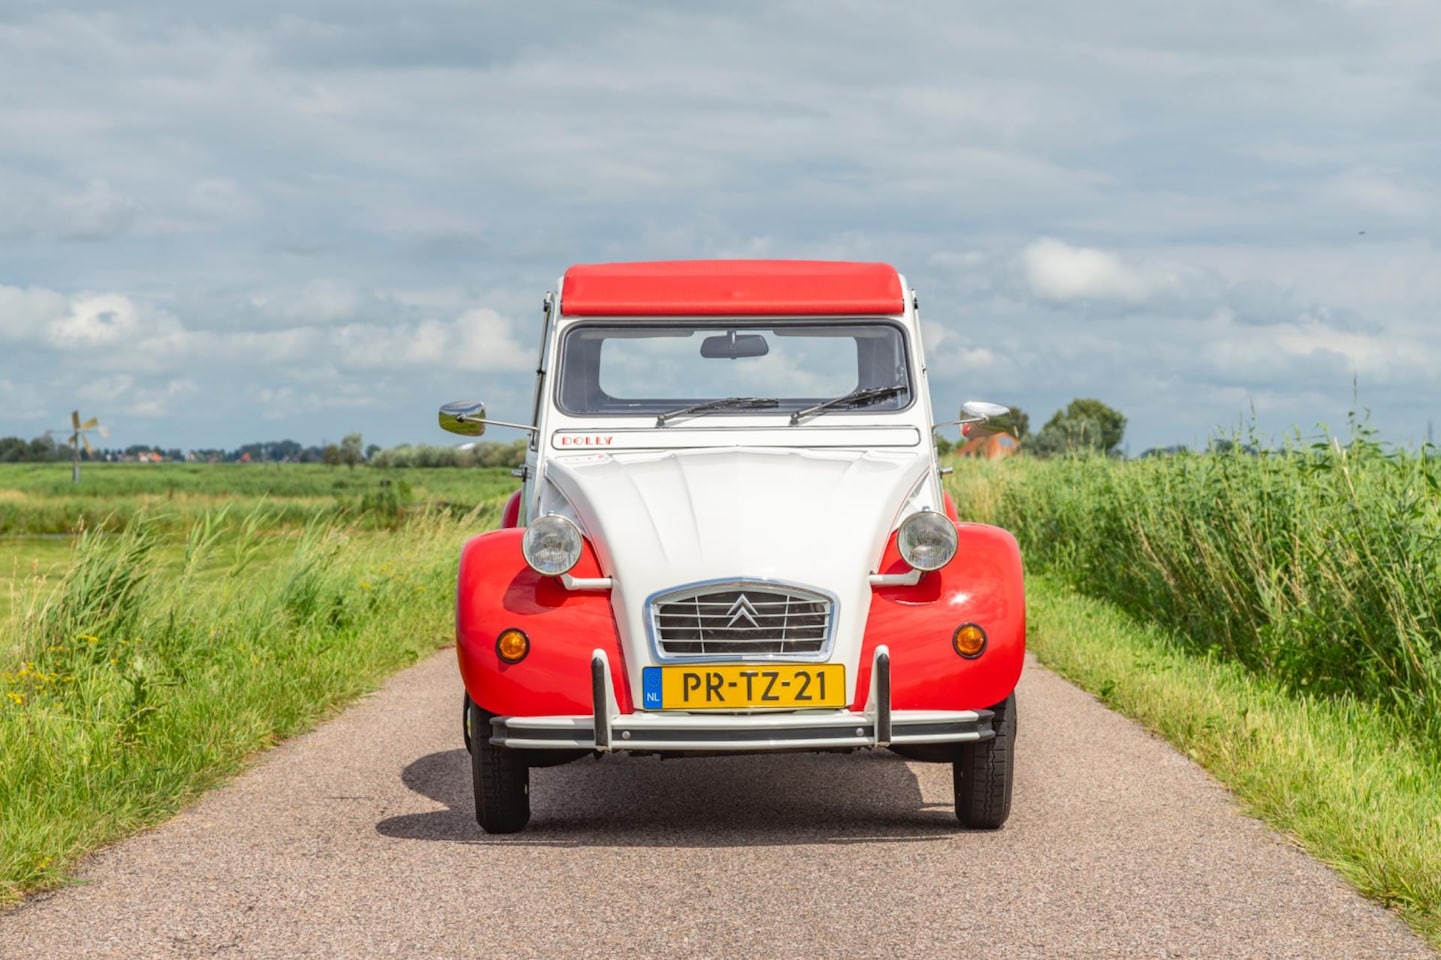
<box><xmin>957</xmin><ymin>430</ymin><xmax>1021</xmax><ymax>460</ymax></box>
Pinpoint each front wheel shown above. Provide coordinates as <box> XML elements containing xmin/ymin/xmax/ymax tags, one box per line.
<box><xmin>467</xmin><ymin>698</ymin><xmax>531</xmax><ymax>834</ymax></box>
<box><xmin>953</xmin><ymin>692</ymin><xmax>1016</xmax><ymax>829</ymax></box>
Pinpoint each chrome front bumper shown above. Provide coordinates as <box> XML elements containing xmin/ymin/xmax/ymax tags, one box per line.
<box><xmin>488</xmin><ymin>646</ymin><xmax>996</xmax><ymax>752</ymax></box>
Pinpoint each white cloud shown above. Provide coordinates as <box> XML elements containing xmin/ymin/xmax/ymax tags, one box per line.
<box><xmin>51</xmin><ymin>294</ymin><xmax>147</xmax><ymax>347</ymax></box>
<box><xmin>76</xmin><ymin>374</ymin><xmax>136</xmax><ymax>403</ymax></box>
<box><xmin>0</xmin><ymin>285</ymin><xmax>70</xmax><ymax>341</ymax></box>
<box><xmin>187</xmin><ymin>178</ymin><xmax>257</xmax><ymax>222</ymax></box>
<box><xmin>1314</xmin><ymin>168</ymin><xmax>1438</xmax><ymax>224</ymax></box>
<box><xmin>2</xmin><ymin>280</ymin><xmax>529</xmax><ymax>375</ymax></box>
<box><xmin>378</xmin><ymin>286</ymin><xmax>472</xmax><ymax>311</ymax></box>
<box><xmin>51</xmin><ymin>180</ymin><xmax>142</xmax><ymax>240</ymax></box>
<box><xmin>251</xmin><ymin>383</ymin><xmax>384</xmax><ymax>421</ymax></box>
<box><xmin>252</xmin><ymin>279</ymin><xmax>362</xmax><ymax>324</ymax></box>
<box><xmin>921</xmin><ymin>319</ymin><xmax>996</xmax><ymax>376</ymax></box>
<box><xmin>122</xmin><ymin>379</ymin><xmax>200</xmax><ymax>417</ymax></box>
<box><xmin>66</xmin><ymin>374</ymin><xmax>197</xmax><ymax>418</ymax></box>
<box><xmin>331</xmin><ymin>308</ymin><xmax>532</xmax><ymax>372</ymax></box>
<box><xmin>1268</xmin><ymin>311</ymin><xmax>1433</xmax><ymax>379</ymax></box>
<box><xmin>0</xmin><ymin>285</ymin><xmax>185</xmax><ymax>352</ymax></box>
<box><xmin>0</xmin><ymin>379</ymin><xmax>47</xmax><ymax>421</ymax></box>
<box><xmin>1021</xmin><ymin>238</ymin><xmax>1188</xmax><ymax>304</ymax></box>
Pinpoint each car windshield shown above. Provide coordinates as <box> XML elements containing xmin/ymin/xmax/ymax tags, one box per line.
<box><xmin>556</xmin><ymin>321</ymin><xmax>912</xmax><ymax>418</ymax></box>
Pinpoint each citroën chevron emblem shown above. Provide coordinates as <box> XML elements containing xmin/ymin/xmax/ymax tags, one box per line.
<box><xmin>724</xmin><ymin>594</ymin><xmax>762</xmax><ymax>629</ymax></box>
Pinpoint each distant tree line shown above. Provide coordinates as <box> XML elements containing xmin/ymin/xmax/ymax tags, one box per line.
<box><xmin>369</xmin><ymin>438</ymin><xmax>527</xmax><ymax>469</ymax></box>
<box><xmin>0</xmin><ymin>435</ymin><xmax>60</xmax><ymax>462</ymax></box>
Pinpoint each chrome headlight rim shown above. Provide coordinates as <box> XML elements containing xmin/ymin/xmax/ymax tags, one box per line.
<box><xmin>522</xmin><ymin>514</ymin><xmax>584</xmax><ymax>577</ymax></box>
<box><xmin>897</xmin><ymin>510</ymin><xmax>958</xmax><ymax>572</ymax></box>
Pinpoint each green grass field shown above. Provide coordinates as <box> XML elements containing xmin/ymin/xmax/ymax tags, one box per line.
<box><xmin>0</xmin><ymin>464</ymin><xmax>516</xmax><ymax>903</ymax></box>
<box><xmin>0</xmin><ymin>462</ymin><xmax>520</xmax><ymax>535</ymax></box>
<box><xmin>0</xmin><ymin>539</ymin><xmax>73</xmax><ymax>621</ymax></box>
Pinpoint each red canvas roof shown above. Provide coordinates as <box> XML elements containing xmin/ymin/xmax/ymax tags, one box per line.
<box><xmin>559</xmin><ymin>260</ymin><xmax>905</xmax><ymax>317</ymax></box>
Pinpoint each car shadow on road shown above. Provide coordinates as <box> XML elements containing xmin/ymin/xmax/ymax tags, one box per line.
<box><xmin>377</xmin><ymin>748</ymin><xmax>965</xmax><ymax>847</ymax></box>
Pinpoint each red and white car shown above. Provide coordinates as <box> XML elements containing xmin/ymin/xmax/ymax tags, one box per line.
<box><xmin>441</xmin><ymin>260</ymin><xmax>1025</xmax><ymax>833</ymax></box>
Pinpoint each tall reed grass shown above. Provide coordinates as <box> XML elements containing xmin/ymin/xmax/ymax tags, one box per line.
<box><xmin>0</xmin><ymin>502</ymin><xmax>497</xmax><ymax>902</ymax></box>
<box><xmin>950</xmin><ymin>431</ymin><xmax>1441</xmax><ymax>744</ymax></box>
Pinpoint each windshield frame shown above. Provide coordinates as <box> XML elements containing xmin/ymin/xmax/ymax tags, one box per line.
<box><xmin>552</xmin><ymin>318</ymin><xmax>916</xmax><ymax>421</ymax></box>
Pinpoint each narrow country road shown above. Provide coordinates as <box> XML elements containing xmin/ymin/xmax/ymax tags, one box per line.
<box><xmin>1</xmin><ymin>651</ymin><xmax>1432</xmax><ymax>960</ymax></box>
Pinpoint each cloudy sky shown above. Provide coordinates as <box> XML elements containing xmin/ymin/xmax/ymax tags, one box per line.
<box><xmin>1</xmin><ymin>1</ymin><xmax>1438</xmax><ymax>454</ymax></box>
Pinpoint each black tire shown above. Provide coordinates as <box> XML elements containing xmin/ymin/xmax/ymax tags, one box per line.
<box><xmin>954</xmin><ymin>692</ymin><xmax>1016</xmax><ymax>829</ymax></box>
<box><xmin>462</xmin><ymin>692</ymin><xmax>472</xmax><ymax>753</ymax></box>
<box><xmin>467</xmin><ymin>699</ymin><xmax>531</xmax><ymax>834</ymax></box>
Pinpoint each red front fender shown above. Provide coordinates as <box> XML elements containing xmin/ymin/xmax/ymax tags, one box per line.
<box><xmin>500</xmin><ymin>489</ymin><xmax>522</xmax><ymax>528</ymax></box>
<box><xmin>456</xmin><ymin>528</ymin><xmax>630</xmax><ymax>717</ymax></box>
<box><xmin>855</xmin><ymin>522</ymin><xmax>1025</xmax><ymax>712</ymax></box>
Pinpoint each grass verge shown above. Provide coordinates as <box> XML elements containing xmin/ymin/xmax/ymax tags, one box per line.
<box><xmin>1029</xmin><ymin>574</ymin><xmax>1441</xmax><ymax>947</ymax></box>
<box><xmin>0</xmin><ymin>504</ymin><xmax>494</xmax><ymax>904</ymax></box>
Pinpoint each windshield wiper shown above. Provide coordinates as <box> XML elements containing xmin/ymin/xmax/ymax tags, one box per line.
<box><xmin>656</xmin><ymin>396</ymin><xmax>779</xmax><ymax>427</ymax></box>
<box><xmin>789</xmin><ymin>384</ymin><xmax>906</xmax><ymax>425</ymax></box>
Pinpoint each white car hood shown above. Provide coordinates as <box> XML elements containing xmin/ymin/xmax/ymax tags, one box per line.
<box><xmin>545</xmin><ymin>447</ymin><xmax>932</xmax><ymax>691</ymax></box>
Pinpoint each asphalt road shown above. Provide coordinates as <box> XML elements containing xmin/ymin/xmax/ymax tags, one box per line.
<box><xmin>2</xmin><ymin>652</ymin><xmax>1433</xmax><ymax>960</ymax></box>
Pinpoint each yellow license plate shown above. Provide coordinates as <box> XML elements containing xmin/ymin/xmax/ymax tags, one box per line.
<box><xmin>641</xmin><ymin>664</ymin><xmax>845</xmax><ymax>710</ymax></box>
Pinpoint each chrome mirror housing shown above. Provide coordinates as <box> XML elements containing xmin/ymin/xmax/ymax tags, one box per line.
<box><xmin>439</xmin><ymin>400</ymin><xmax>487</xmax><ymax>437</ymax></box>
<box><xmin>960</xmin><ymin>401</ymin><xmax>1011</xmax><ymax>422</ymax></box>
<box><xmin>934</xmin><ymin>400</ymin><xmax>1015</xmax><ymax>434</ymax></box>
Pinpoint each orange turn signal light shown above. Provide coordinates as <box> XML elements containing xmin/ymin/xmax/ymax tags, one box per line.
<box><xmin>496</xmin><ymin>628</ymin><xmax>530</xmax><ymax>664</ymax></box>
<box><xmin>953</xmin><ymin>623</ymin><xmax>987</xmax><ymax>659</ymax></box>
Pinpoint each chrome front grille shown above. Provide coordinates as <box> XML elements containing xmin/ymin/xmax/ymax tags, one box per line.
<box><xmin>650</xmin><ymin>582</ymin><xmax>835</xmax><ymax>659</ymax></box>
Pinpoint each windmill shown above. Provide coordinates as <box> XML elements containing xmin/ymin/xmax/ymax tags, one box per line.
<box><xmin>56</xmin><ymin>410</ymin><xmax>108</xmax><ymax>483</ymax></box>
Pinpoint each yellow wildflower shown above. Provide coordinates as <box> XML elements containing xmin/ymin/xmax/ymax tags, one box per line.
<box><xmin>6</xmin><ymin>691</ymin><xmax>23</xmax><ymax>706</ymax></box>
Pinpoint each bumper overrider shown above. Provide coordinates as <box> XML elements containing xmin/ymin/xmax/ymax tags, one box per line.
<box><xmin>487</xmin><ymin>645</ymin><xmax>996</xmax><ymax>752</ymax></box>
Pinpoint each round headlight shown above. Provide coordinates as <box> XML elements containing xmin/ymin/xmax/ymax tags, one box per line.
<box><xmin>522</xmin><ymin>515</ymin><xmax>583</xmax><ymax>577</ymax></box>
<box><xmin>898</xmin><ymin>510</ymin><xmax>957</xmax><ymax>572</ymax></box>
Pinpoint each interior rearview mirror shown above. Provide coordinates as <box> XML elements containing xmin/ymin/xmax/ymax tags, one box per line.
<box><xmin>439</xmin><ymin>400</ymin><xmax>487</xmax><ymax>437</ymax></box>
<box><xmin>700</xmin><ymin>331</ymin><xmax>769</xmax><ymax>359</ymax></box>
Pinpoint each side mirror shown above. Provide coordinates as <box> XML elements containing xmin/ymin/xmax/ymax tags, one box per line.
<box><xmin>960</xmin><ymin>401</ymin><xmax>1011</xmax><ymax>422</ymax></box>
<box><xmin>439</xmin><ymin>400</ymin><xmax>487</xmax><ymax>437</ymax></box>
<box><xmin>936</xmin><ymin>400</ymin><xmax>1014</xmax><ymax>434</ymax></box>
<box><xmin>700</xmin><ymin>331</ymin><xmax>769</xmax><ymax>359</ymax></box>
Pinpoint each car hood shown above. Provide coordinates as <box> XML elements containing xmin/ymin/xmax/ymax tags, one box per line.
<box><xmin>546</xmin><ymin>447</ymin><xmax>929</xmax><ymax>587</ymax></box>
